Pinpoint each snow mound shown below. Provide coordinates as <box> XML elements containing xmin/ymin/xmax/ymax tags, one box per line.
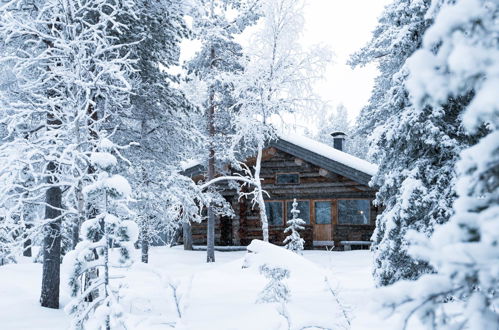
<box><xmin>244</xmin><ymin>239</ymin><xmax>323</xmax><ymax>276</ymax></box>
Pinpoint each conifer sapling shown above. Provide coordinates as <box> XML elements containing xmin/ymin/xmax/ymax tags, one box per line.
<box><xmin>257</xmin><ymin>264</ymin><xmax>291</xmax><ymax>304</ymax></box>
<box><xmin>63</xmin><ymin>137</ymin><xmax>138</xmax><ymax>330</ymax></box>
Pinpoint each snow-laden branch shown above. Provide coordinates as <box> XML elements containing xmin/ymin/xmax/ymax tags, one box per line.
<box><xmin>199</xmin><ymin>175</ymin><xmax>257</xmax><ymax>191</ymax></box>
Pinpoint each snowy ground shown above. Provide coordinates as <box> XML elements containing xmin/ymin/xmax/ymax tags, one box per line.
<box><xmin>0</xmin><ymin>244</ymin><xmax>403</xmax><ymax>329</ymax></box>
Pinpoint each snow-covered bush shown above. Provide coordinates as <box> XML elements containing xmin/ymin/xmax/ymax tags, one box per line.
<box><xmin>63</xmin><ymin>138</ymin><xmax>138</xmax><ymax>329</ymax></box>
<box><xmin>283</xmin><ymin>199</ymin><xmax>305</xmax><ymax>254</ymax></box>
<box><xmin>257</xmin><ymin>264</ymin><xmax>291</xmax><ymax>304</ymax></box>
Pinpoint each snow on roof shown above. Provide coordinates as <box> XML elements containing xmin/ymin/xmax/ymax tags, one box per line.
<box><xmin>180</xmin><ymin>159</ymin><xmax>202</xmax><ymax>171</ymax></box>
<box><xmin>180</xmin><ymin>134</ymin><xmax>378</xmax><ymax>177</ymax></box>
<box><xmin>278</xmin><ymin>134</ymin><xmax>378</xmax><ymax>176</ymax></box>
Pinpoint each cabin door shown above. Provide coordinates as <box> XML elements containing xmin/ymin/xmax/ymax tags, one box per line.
<box><xmin>312</xmin><ymin>201</ymin><xmax>333</xmax><ymax>243</ymax></box>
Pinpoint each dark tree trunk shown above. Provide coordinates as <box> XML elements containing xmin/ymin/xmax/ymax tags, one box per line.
<box><xmin>23</xmin><ymin>237</ymin><xmax>32</xmax><ymax>257</ymax></box>
<box><xmin>40</xmin><ymin>161</ymin><xmax>62</xmax><ymax>309</ymax></box>
<box><xmin>141</xmin><ymin>238</ymin><xmax>149</xmax><ymax>263</ymax></box>
<box><xmin>71</xmin><ymin>221</ymin><xmax>79</xmax><ymax>250</ymax></box>
<box><xmin>183</xmin><ymin>221</ymin><xmax>193</xmax><ymax>250</ymax></box>
<box><xmin>206</xmin><ymin>46</ymin><xmax>216</xmax><ymax>263</ymax></box>
<box><xmin>141</xmin><ymin>226</ymin><xmax>149</xmax><ymax>264</ymax></box>
<box><xmin>23</xmin><ymin>223</ymin><xmax>33</xmax><ymax>257</ymax></box>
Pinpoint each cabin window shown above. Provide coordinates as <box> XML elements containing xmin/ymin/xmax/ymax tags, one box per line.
<box><xmin>338</xmin><ymin>199</ymin><xmax>370</xmax><ymax>225</ymax></box>
<box><xmin>276</xmin><ymin>173</ymin><xmax>299</xmax><ymax>184</ymax></box>
<box><xmin>265</xmin><ymin>201</ymin><xmax>283</xmax><ymax>226</ymax></box>
<box><xmin>314</xmin><ymin>201</ymin><xmax>332</xmax><ymax>224</ymax></box>
<box><xmin>286</xmin><ymin>200</ymin><xmax>310</xmax><ymax>224</ymax></box>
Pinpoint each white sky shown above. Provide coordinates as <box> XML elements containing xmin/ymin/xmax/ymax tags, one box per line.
<box><xmin>301</xmin><ymin>0</ymin><xmax>390</xmax><ymax>121</ymax></box>
<box><xmin>180</xmin><ymin>0</ymin><xmax>391</xmax><ymax>129</ymax></box>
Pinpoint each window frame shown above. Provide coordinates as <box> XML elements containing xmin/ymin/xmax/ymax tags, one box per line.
<box><xmin>336</xmin><ymin>198</ymin><xmax>371</xmax><ymax>225</ymax></box>
<box><xmin>275</xmin><ymin>172</ymin><xmax>300</xmax><ymax>185</ymax></box>
<box><xmin>264</xmin><ymin>200</ymin><xmax>285</xmax><ymax>227</ymax></box>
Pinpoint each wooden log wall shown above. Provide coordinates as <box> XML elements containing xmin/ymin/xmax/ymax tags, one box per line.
<box><xmin>189</xmin><ymin>147</ymin><xmax>378</xmax><ymax>249</ymax></box>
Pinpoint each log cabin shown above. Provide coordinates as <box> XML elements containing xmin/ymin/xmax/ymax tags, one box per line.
<box><xmin>181</xmin><ymin>134</ymin><xmax>379</xmax><ymax>250</ymax></box>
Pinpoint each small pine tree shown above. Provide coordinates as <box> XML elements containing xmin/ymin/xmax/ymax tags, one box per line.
<box><xmin>283</xmin><ymin>199</ymin><xmax>305</xmax><ymax>253</ymax></box>
<box><xmin>256</xmin><ymin>264</ymin><xmax>290</xmax><ymax>304</ymax></box>
<box><xmin>63</xmin><ymin>137</ymin><xmax>138</xmax><ymax>330</ymax></box>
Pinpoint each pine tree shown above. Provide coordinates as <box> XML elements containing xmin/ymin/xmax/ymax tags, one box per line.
<box><xmin>64</xmin><ymin>137</ymin><xmax>138</xmax><ymax>330</ymax></box>
<box><xmin>379</xmin><ymin>0</ymin><xmax>499</xmax><ymax>328</ymax></box>
<box><xmin>350</xmin><ymin>0</ymin><xmax>476</xmax><ymax>286</ymax></box>
<box><xmin>112</xmin><ymin>0</ymin><xmax>202</xmax><ymax>262</ymax></box>
<box><xmin>283</xmin><ymin>199</ymin><xmax>305</xmax><ymax>254</ymax></box>
<box><xmin>185</xmin><ymin>0</ymin><xmax>261</xmax><ymax>262</ymax></box>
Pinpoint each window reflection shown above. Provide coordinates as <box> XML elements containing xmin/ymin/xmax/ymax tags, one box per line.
<box><xmin>315</xmin><ymin>201</ymin><xmax>332</xmax><ymax>224</ymax></box>
<box><xmin>265</xmin><ymin>201</ymin><xmax>283</xmax><ymax>226</ymax></box>
<box><xmin>338</xmin><ymin>200</ymin><xmax>370</xmax><ymax>225</ymax></box>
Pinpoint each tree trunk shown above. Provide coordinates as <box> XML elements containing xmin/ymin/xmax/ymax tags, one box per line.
<box><xmin>72</xmin><ymin>180</ymin><xmax>84</xmax><ymax>249</ymax></box>
<box><xmin>254</xmin><ymin>144</ymin><xmax>269</xmax><ymax>242</ymax></box>
<box><xmin>23</xmin><ymin>237</ymin><xmax>32</xmax><ymax>257</ymax></box>
<box><xmin>206</xmin><ymin>44</ymin><xmax>216</xmax><ymax>263</ymax></box>
<box><xmin>183</xmin><ymin>221</ymin><xmax>193</xmax><ymax>250</ymax></box>
<box><xmin>206</xmin><ymin>133</ymin><xmax>216</xmax><ymax>261</ymax></box>
<box><xmin>103</xmin><ymin>222</ymin><xmax>111</xmax><ymax>330</ymax></box>
<box><xmin>40</xmin><ymin>161</ymin><xmax>62</xmax><ymax>309</ymax></box>
<box><xmin>23</xmin><ymin>223</ymin><xmax>33</xmax><ymax>257</ymax></box>
<box><xmin>141</xmin><ymin>226</ymin><xmax>149</xmax><ymax>263</ymax></box>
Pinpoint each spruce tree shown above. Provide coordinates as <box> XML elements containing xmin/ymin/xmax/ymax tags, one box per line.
<box><xmin>379</xmin><ymin>0</ymin><xmax>499</xmax><ymax>327</ymax></box>
<box><xmin>64</xmin><ymin>137</ymin><xmax>138</xmax><ymax>329</ymax></box>
<box><xmin>283</xmin><ymin>199</ymin><xmax>305</xmax><ymax>254</ymax></box>
<box><xmin>350</xmin><ymin>0</ymin><xmax>476</xmax><ymax>286</ymax></box>
<box><xmin>112</xmin><ymin>0</ymin><xmax>202</xmax><ymax>261</ymax></box>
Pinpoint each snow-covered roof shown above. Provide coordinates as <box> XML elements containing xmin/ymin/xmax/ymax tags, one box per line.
<box><xmin>181</xmin><ymin>134</ymin><xmax>378</xmax><ymax>185</ymax></box>
<box><xmin>180</xmin><ymin>159</ymin><xmax>202</xmax><ymax>172</ymax></box>
<box><xmin>278</xmin><ymin>134</ymin><xmax>378</xmax><ymax>176</ymax></box>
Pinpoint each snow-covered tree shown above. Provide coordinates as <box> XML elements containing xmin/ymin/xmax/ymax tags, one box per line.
<box><xmin>283</xmin><ymin>199</ymin><xmax>305</xmax><ymax>254</ymax></box>
<box><xmin>316</xmin><ymin>104</ymin><xmax>370</xmax><ymax>160</ymax></box>
<box><xmin>231</xmin><ymin>0</ymin><xmax>330</xmax><ymax>243</ymax></box>
<box><xmin>64</xmin><ymin>137</ymin><xmax>138</xmax><ymax>330</ymax></box>
<box><xmin>378</xmin><ymin>0</ymin><xmax>499</xmax><ymax>328</ymax></box>
<box><xmin>183</xmin><ymin>0</ymin><xmax>329</xmax><ymax>259</ymax></box>
<box><xmin>256</xmin><ymin>264</ymin><xmax>290</xmax><ymax>304</ymax></box>
<box><xmin>350</xmin><ymin>0</ymin><xmax>478</xmax><ymax>286</ymax></box>
<box><xmin>112</xmin><ymin>0</ymin><xmax>203</xmax><ymax>262</ymax></box>
<box><xmin>185</xmin><ymin>0</ymin><xmax>260</xmax><ymax>262</ymax></box>
<box><xmin>0</xmin><ymin>0</ymin><xmax>135</xmax><ymax>307</ymax></box>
